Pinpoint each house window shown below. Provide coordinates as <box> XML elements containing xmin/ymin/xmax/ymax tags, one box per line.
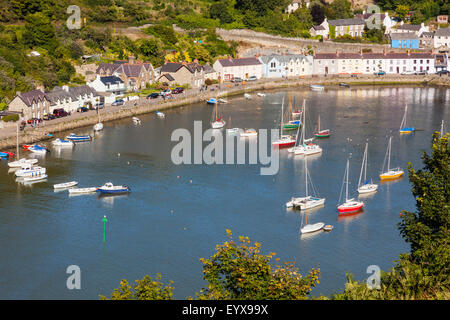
<box><xmin>414</xmin><ymin>60</ymin><xmax>417</xmax><ymax>64</ymax></box>
<box><xmin>270</xmin><ymin>62</ymin><xmax>276</xmax><ymax>68</ymax></box>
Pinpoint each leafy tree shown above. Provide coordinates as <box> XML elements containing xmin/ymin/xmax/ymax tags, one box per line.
<box><xmin>23</xmin><ymin>12</ymin><xmax>58</xmax><ymax>51</ymax></box>
<box><xmin>293</xmin><ymin>6</ymin><xmax>314</xmax><ymax>30</ymax></box>
<box><xmin>395</xmin><ymin>5</ymin><xmax>410</xmax><ymax>20</ymax></box>
<box><xmin>210</xmin><ymin>1</ymin><xmax>234</xmax><ymax>24</ymax></box>
<box><xmin>328</xmin><ymin>0</ymin><xmax>353</xmax><ymax>20</ymax></box>
<box><xmin>310</xmin><ymin>3</ymin><xmax>325</xmax><ymax>25</ymax></box>
<box><xmin>399</xmin><ymin>132</ymin><xmax>449</xmax><ymax>287</ymax></box>
<box><xmin>100</xmin><ymin>274</ymin><xmax>174</xmax><ymax>300</ymax></box>
<box><xmin>196</xmin><ymin>229</ymin><xmax>320</xmax><ymax>300</ymax></box>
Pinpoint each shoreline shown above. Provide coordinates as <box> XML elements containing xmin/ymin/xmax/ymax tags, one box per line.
<box><xmin>1</xmin><ymin>75</ymin><xmax>449</xmax><ymax>151</ymax></box>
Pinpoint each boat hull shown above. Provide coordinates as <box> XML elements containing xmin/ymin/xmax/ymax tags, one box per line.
<box><xmin>379</xmin><ymin>171</ymin><xmax>404</xmax><ymax>180</ymax></box>
<box><xmin>300</xmin><ymin>222</ymin><xmax>325</xmax><ymax>234</ymax></box>
<box><xmin>97</xmin><ymin>188</ymin><xmax>130</xmax><ymax>194</ymax></box>
<box><xmin>400</xmin><ymin>127</ymin><xmax>415</xmax><ymax>134</ymax></box>
<box><xmin>358</xmin><ymin>184</ymin><xmax>378</xmax><ymax>194</ymax></box>
<box><xmin>338</xmin><ymin>201</ymin><xmax>364</xmax><ymax>213</ymax></box>
<box><xmin>315</xmin><ymin>130</ymin><xmax>331</xmax><ymax>138</ymax></box>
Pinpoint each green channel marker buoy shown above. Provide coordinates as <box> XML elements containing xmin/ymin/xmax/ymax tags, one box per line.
<box><xmin>102</xmin><ymin>215</ymin><xmax>108</xmax><ymax>243</ymax></box>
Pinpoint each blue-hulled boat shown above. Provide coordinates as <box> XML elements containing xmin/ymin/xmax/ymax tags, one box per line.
<box><xmin>66</xmin><ymin>133</ymin><xmax>92</xmax><ymax>142</ymax></box>
<box><xmin>399</xmin><ymin>104</ymin><xmax>415</xmax><ymax>134</ymax></box>
<box><xmin>97</xmin><ymin>182</ymin><xmax>130</xmax><ymax>194</ymax></box>
<box><xmin>206</xmin><ymin>98</ymin><xmax>217</xmax><ymax>104</ymax></box>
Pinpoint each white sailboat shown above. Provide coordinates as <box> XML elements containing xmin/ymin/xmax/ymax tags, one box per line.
<box><xmin>338</xmin><ymin>159</ymin><xmax>364</xmax><ymax>213</ymax></box>
<box><xmin>379</xmin><ymin>136</ymin><xmax>404</xmax><ymax>180</ymax></box>
<box><xmin>294</xmin><ymin>100</ymin><xmax>322</xmax><ymax>156</ymax></box>
<box><xmin>286</xmin><ymin>157</ymin><xmax>325</xmax><ymax>210</ymax></box>
<box><xmin>272</xmin><ymin>97</ymin><xmax>296</xmax><ymax>148</ymax></box>
<box><xmin>93</xmin><ymin>108</ymin><xmax>103</xmax><ymax>131</ymax></box>
<box><xmin>357</xmin><ymin>143</ymin><xmax>378</xmax><ymax>194</ymax></box>
<box><xmin>399</xmin><ymin>104</ymin><xmax>415</xmax><ymax>134</ymax></box>
<box><xmin>211</xmin><ymin>98</ymin><xmax>225</xmax><ymax>129</ymax></box>
<box><xmin>299</xmin><ymin>173</ymin><xmax>325</xmax><ymax>234</ymax></box>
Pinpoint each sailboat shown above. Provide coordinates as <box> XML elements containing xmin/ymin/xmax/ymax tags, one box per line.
<box><xmin>286</xmin><ymin>156</ymin><xmax>325</xmax><ymax>210</ymax></box>
<box><xmin>283</xmin><ymin>98</ymin><xmax>300</xmax><ymax>130</ymax></box>
<box><xmin>294</xmin><ymin>100</ymin><xmax>322</xmax><ymax>156</ymax></box>
<box><xmin>357</xmin><ymin>143</ymin><xmax>378</xmax><ymax>194</ymax></box>
<box><xmin>8</xmin><ymin>122</ymin><xmax>39</xmax><ymax>168</ymax></box>
<box><xmin>399</xmin><ymin>104</ymin><xmax>415</xmax><ymax>134</ymax></box>
<box><xmin>93</xmin><ymin>107</ymin><xmax>103</xmax><ymax>131</ymax></box>
<box><xmin>315</xmin><ymin>114</ymin><xmax>330</xmax><ymax>138</ymax></box>
<box><xmin>272</xmin><ymin>97</ymin><xmax>296</xmax><ymax>148</ymax></box>
<box><xmin>379</xmin><ymin>136</ymin><xmax>404</xmax><ymax>180</ymax></box>
<box><xmin>211</xmin><ymin>98</ymin><xmax>226</xmax><ymax>129</ymax></box>
<box><xmin>338</xmin><ymin>159</ymin><xmax>364</xmax><ymax>213</ymax></box>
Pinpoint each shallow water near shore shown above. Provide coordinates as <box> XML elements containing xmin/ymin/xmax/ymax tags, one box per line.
<box><xmin>0</xmin><ymin>86</ymin><xmax>448</xmax><ymax>299</ymax></box>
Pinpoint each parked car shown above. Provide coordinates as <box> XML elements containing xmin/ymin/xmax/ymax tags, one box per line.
<box><xmin>374</xmin><ymin>71</ymin><xmax>386</xmax><ymax>76</ymax></box>
<box><xmin>27</xmin><ymin>118</ymin><xmax>42</xmax><ymax>124</ymax></box>
<box><xmin>172</xmin><ymin>87</ymin><xmax>184</xmax><ymax>94</ymax></box>
<box><xmin>415</xmin><ymin>70</ymin><xmax>427</xmax><ymax>75</ymax></box>
<box><xmin>43</xmin><ymin>114</ymin><xmax>56</xmax><ymax>120</ymax></box>
<box><xmin>147</xmin><ymin>93</ymin><xmax>159</xmax><ymax>99</ymax></box>
<box><xmin>77</xmin><ymin>106</ymin><xmax>89</xmax><ymax>113</ymax></box>
<box><xmin>160</xmin><ymin>89</ymin><xmax>172</xmax><ymax>96</ymax></box>
<box><xmin>231</xmin><ymin>77</ymin><xmax>243</xmax><ymax>83</ymax></box>
<box><xmin>19</xmin><ymin>121</ymin><xmax>26</xmax><ymax>131</ymax></box>
<box><xmin>401</xmin><ymin>70</ymin><xmax>415</xmax><ymax>75</ymax></box>
<box><xmin>95</xmin><ymin>103</ymin><xmax>104</xmax><ymax>109</ymax></box>
<box><xmin>436</xmin><ymin>70</ymin><xmax>448</xmax><ymax>75</ymax></box>
<box><xmin>112</xmin><ymin>99</ymin><xmax>125</xmax><ymax>106</ymax></box>
<box><xmin>53</xmin><ymin>108</ymin><xmax>68</xmax><ymax>118</ymax></box>
<box><xmin>247</xmin><ymin>76</ymin><xmax>257</xmax><ymax>81</ymax></box>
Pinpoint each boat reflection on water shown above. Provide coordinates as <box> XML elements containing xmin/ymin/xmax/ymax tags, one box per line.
<box><xmin>299</xmin><ymin>228</ymin><xmax>324</xmax><ymax>240</ymax></box>
<box><xmin>98</xmin><ymin>193</ymin><xmax>129</xmax><ymax>205</ymax></box>
<box><xmin>337</xmin><ymin>208</ymin><xmax>364</xmax><ymax>222</ymax></box>
<box><xmin>287</xmin><ymin>203</ymin><xmax>324</xmax><ymax>214</ymax></box>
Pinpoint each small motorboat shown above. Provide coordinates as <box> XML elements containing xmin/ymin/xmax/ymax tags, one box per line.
<box><xmin>257</xmin><ymin>93</ymin><xmax>265</xmax><ymax>97</ymax></box>
<box><xmin>132</xmin><ymin>117</ymin><xmax>141</xmax><ymax>124</ymax></box>
<box><xmin>0</xmin><ymin>151</ymin><xmax>14</xmax><ymax>158</ymax></box>
<box><xmin>8</xmin><ymin>158</ymin><xmax>38</xmax><ymax>168</ymax></box>
<box><xmin>28</xmin><ymin>145</ymin><xmax>49</xmax><ymax>154</ymax></box>
<box><xmin>323</xmin><ymin>225</ymin><xmax>334</xmax><ymax>232</ymax></box>
<box><xmin>23</xmin><ymin>173</ymin><xmax>48</xmax><ymax>182</ymax></box>
<box><xmin>218</xmin><ymin>98</ymin><xmax>227</xmax><ymax>104</ymax></box>
<box><xmin>226</xmin><ymin>128</ymin><xmax>240</xmax><ymax>135</ymax></box>
<box><xmin>156</xmin><ymin>111</ymin><xmax>165</xmax><ymax>118</ymax></box>
<box><xmin>300</xmin><ymin>222</ymin><xmax>325</xmax><ymax>234</ymax></box>
<box><xmin>52</xmin><ymin>138</ymin><xmax>74</xmax><ymax>147</ymax></box>
<box><xmin>339</xmin><ymin>83</ymin><xmax>350</xmax><ymax>88</ymax></box>
<box><xmin>97</xmin><ymin>182</ymin><xmax>130</xmax><ymax>194</ymax></box>
<box><xmin>53</xmin><ymin>181</ymin><xmax>78</xmax><ymax>189</ymax></box>
<box><xmin>93</xmin><ymin>122</ymin><xmax>104</xmax><ymax>131</ymax></box>
<box><xmin>240</xmin><ymin>129</ymin><xmax>258</xmax><ymax>137</ymax></box>
<box><xmin>206</xmin><ymin>98</ymin><xmax>217</xmax><ymax>105</ymax></box>
<box><xmin>310</xmin><ymin>85</ymin><xmax>324</xmax><ymax>91</ymax></box>
<box><xmin>66</xmin><ymin>133</ymin><xmax>91</xmax><ymax>142</ymax></box>
<box><xmin>244</xmin><ymin>93</ymin><xmax>252</xmax><ymax>99</ymax></box>
<box><xmin>68</xmin><ymin>187</ymin><xmax>98</xmax><ymax>194</ymax></box>
<box><xmin>15</xmin><ymin>165</ymin><xmax>46</xmax><ymax>177</ymax></box>
<box><xmin>22</xmin><ymin>144</ymin><xmax>32</xmax><ymax>150</ymax></box>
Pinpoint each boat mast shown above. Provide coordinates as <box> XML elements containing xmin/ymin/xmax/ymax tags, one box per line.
<box><xmin>400</xmin><ymin>104</ymin><xmax>407</xmax><ymax>130</ymax></box>
<box><xmin>441</xmin><ymin>120</ymin><xmax>444</xmax><ymax>137</ymax></box>
<box><xmin>387</xmin><ymin>136</ymin><xmax>392</xmax><ymax>172</ymax></box>
<box><xmin>358</xmin><ymin>143</ymin><xmax>366</xmax><ymax>188</ymax></box>
<box><xmin>280</xmin><ymin>97</ymin><xmax>284</xmax><ymax>134</ymax></box>
<box><xmin>16</xmin><ymin>122</ymin><xmax>19</xmax><ymax>160</ymax></box>
<box><xmin>345</xmin><ymin>159</ymin><xmax>349</xmax><ymax>201</ymax></box>
<box><xmin>364</xmin><ymin>144</ymin><xmax>368</xmax><ymax>182</ymax></box>
<box><xmin>318</xmin><ymin>114</ymin><xmax>320</xmax><ymax>132</ymax></box>
<box><xmin>305</xmin><ymin>157</ymin><xmax>308</xmax><ymax>197</ymax></box>
<box><xmin>301</xmin><ymin>99</ymin><xmax>306</xmax><ymax>144</ymax></box>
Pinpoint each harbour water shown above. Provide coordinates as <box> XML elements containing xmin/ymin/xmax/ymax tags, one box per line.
<box><xmin>0</xmin><ymin>86</ymin><xmax>448</xmax><ymax>299</ymax></box>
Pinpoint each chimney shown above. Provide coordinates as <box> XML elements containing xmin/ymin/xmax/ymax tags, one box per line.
<box><xmin>336</xmin><ymin>49</ymin><xmax>339</xmax><ymax>57</ymax></box>
<box><xmin>128</xmin><ymin>55</ymin><xmax>136</xmax><ymax>64</ymax></box>
<box><xmin>383</xmin><ymin>48</ymin><xmax>386</xmax><ymax>56</ymax></box>
<box><xmin>164</xmin><ymin>59</ymin><xmax>168</xmax><ymax>64</ymax></box>
<box><xmin>16</xmin><ymin>91</ymin><xmax>21</xmax><ymax>96</ymax></box>
<box><xmin>407</xmin><ymin>49</ymin><xmax>411</xmax><ymax>56</ymax></box>
<box><xmin>62</xmin><ymin>85</ymin><xmax>69</xmax><ymax>92</ymax></box>
<box><xmin>181</xmin><ymin>61</ymin><xmax>187</xmax><ymax>66</ymax></box>
<box><xmin>400</xmin><ymin>21</ymin><xmax>404</xmax><ymax>26</ymax></box>
<box><xmin>193</xmin><ymin>58</ymin><xmax>198</xmax><ymax>64</ymax></box>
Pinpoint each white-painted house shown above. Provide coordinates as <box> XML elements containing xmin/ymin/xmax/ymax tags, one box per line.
<box><xmin>88</xmin><ymin>75</ymin><xmax>126</xmax><ymax>104</ymax></box>
<box><xmin>46</xmin><ymin>85</ymin><xmax>100</xmax><ymax>113</ymax></box>
<box><xmin>213</xmin><ymin>57</ymin><xmax>264</xmax><ymax>81</ymax></box>
<box><xmin>434</xmin><ymin>27</ymin><xmax>450</xmax><ymax>49</ymax></box>
<box><xmin>259</xmin><ymin>54</ymin><xmax>313</xmax><ymax>78</ymax></box>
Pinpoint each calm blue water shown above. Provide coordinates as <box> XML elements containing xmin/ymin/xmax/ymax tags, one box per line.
<box><xmin>0</xmin><ymin>86</ymin><xmax>448</xmax><ymax>299</ymax></box>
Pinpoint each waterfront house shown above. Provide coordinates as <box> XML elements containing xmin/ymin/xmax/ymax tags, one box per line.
<box><xmin>157</xmin><ymin>73</ymin><xmax>176</xmax><ymax>85</ymax></box>
<box><xmin>325</xmin><ymin>18</ymin><xmax>366</xmax><ymax>38</ymax></box>
<box><xmin>8</xmin><ymin>89</ymin><xmax>50</xmax><ymax>120</ymax></box>
<box><xmin>96</xmin><ymin>56</ymin><xmax>155</xmax><ymax>90</ymax></box>
<box><xmin>390</xmin><ymin>32</ymin><xmax>420</xmax><ymax>49</ymax></box>
<box><xmin>434</xmin><ymin>27</ymin><xmax>450</xmax><ymax>49</ymax></box>
<box><xmin>45</xmin><ymin>85</ymin><xmax>100</xmax><ymax>113</ymax></box>
<box><xmin>213</xmin><ymin>57</ymin><xmax>263</xmax><ymax>81</ymax></box>
<box><xmin>355</xmin><ymin>11</ymin><xmax>396</xmax><ymax>34</ymax></box>
<box><xmin>203</xmin><ymin>63</ymin><xmax>219</xmax><ymax>81</ymax></box>
<box><xmin>309</xmin><ymin>25</ymin><xmax>328</xmax><ymax>39</ymax></box>
<box><xmin>259</xmin><ymin>54</ymin><xmax>313</xmax><ymax>78</ymax></box>
<box><xmin>159</xmin><ymin>61</ymin><xmax>205</xmax><ymax>88</ymax></box>
<box><xmin>392</xmin><ymin>22</ymin><xmax>429</xmax><ymax>37</ymax></box>
<box><xmin>420</xmin><ymin>32</ymin><xmax>435</xmax><ymax>48</ymax></box>
<box><xmin>437</xmin><ymin>15</ymin><xmax>448</xmax><ymax>24</ymax></box>
<box><xmin>313</xmin><ymin>52</ymin><xmax>340</xmax><ymax>75</ymax></box>
<box><xmin>88</xmin><ymin>75</ymin><xmax>126</xmax><ymax>104</ymax></box>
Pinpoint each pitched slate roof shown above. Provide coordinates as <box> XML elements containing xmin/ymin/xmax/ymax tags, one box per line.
<box><xmin>116</xmin><ymin>64</ymin><xmax>145</xmax><ymax>78</ymax></box>
<box><xmin>159</xmin><ymin>73</ymin><xmax>175</xmax><ymax>82</ymax></box>
<box><xmin>389</xmin><ymin>32</ymin><xmax>419</xmax><ymax>40</ymax></box>
<box><xmin>328</xmin><ymin>18</ymin><xmax>365</xmax><ymax>26</ymax></box>
<box><xmin>396</xmin><ymin>24</ymin><xmax>421</xmax><ymax>31</ymax></box>
<box><xmin>100</xmin><ymin>76</ymin><xmax>124</xmax><ymax>85</ymax></box>
<box><xmin>18</xmin><ymin>90</ymin><xmax>49</xmax><ymax>107</ymax></box>
<box><xmin>355</xmin><ymin>13</ymin><xmax>386</xmax><ymax>21</ymax></box>
<box><xmin>314</xmin><ymin>52</ymin><xmax>436</xmax><ymax>60</ymax></box>
<box><xmin>46</xmin><ymin>86</ymin><xmax>98</xmax><ymax>106</ymax></box>
<box><xmin>216</xmin><ymin>57</ymin><xmax>262</xmax><ymax>67</ymax></box>
<box><xmin>259</xmin><ymin>54</ymin><xmax>308</xmax><ymax>65</ymax></box>
<box><xmin>435</xmin><ymin>27</ymin><xmax>450</xmax><ymax>37</ymax></box>
<box><xmin>312</xmin><ymin>25</ymin><xmax>325</xmax><ymax>31</ymax></box>
<box><xmin>160</xmin><ymin>62</ymin><xmax>204</xmax><ymax>74</ymax></box>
